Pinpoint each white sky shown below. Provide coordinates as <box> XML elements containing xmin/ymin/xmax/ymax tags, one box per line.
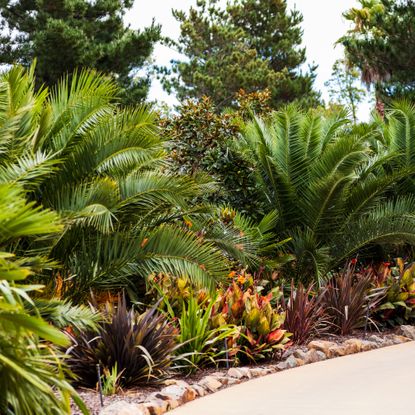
<box><xmin>126</xmin><ymin>0</ymin><xmax>372</xmax><ymax>118</ymax></box>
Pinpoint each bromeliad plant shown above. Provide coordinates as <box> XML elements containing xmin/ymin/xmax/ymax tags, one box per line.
<box><xmin>373</xmin><ymin>259</ymin><xmax>415</xmax><ymax>325</ymax></box>
<box><xmin>148</xmin><ymin>275</ymin><xmax>236</xmax><ymax>372</ymax></box>
<box><xmin>214</xmin><ymin>280</ymin><xmax>290</xmax><ymax>363</ymax></box>
<box><xmin>173</xmin><ymin>296</ymin><xmax>237</xmax><ymax>372</ymax></box>
<box><xmin>67</xmin><ymin>296</ymin><xmax>179</xmax><ymax>388</ymax></box>
<box><xmin>147</xmin><ymin>272</ymin><xmax>210</xmax><ymax>316</ymax></box>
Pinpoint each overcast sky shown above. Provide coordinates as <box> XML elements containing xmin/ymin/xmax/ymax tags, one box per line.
<box><xmin>125</xmin><ymin>0</ymin><xmax>371</xmax><ymax>117</ymax></box>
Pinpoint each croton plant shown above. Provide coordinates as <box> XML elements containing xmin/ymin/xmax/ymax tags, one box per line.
<box><xmin>213</xmin><ymin>271</ymin><xmax>291</xmax><ymax>363</ymax></box>
<box><xmin>373</xmin><ymin>259</ymin><xmax>415</xmax><ymax>325</ymax></box>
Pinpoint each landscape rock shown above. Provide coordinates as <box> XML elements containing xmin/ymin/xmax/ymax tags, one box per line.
<box><xmin>398</xmin><ymin>325</ymin><xmax>415</xmax><ymax>340</ymax></box>
<box><xmin>304</xmin><ymin>349</ymin><xmax>323</xmax><ymax>363</ymax></box>
<box><xmin>281</xmin><ymin>348</ymin><xmax>296</xmax><ymax>360</ymax></box>
<box><xmin>315</xmin><ymin>350</ymin><xmax>327</xmax><ymax>361</ymax></box>
<box><xmin>293</xmin><ymin>349</ymin><xmax>309</xmax><ymax>361</ymax></box>
<box><xmin>162</xmin><ymin>379</ymin><xmax>190</xmax><ymax>388</ymax></box>
<box><xmin>143</xmin><ymin>396</ymin><xmax>169</xmax><ymax>415</ymax></box>
<box><xmin>277</xmin><ymin>354</ymin><xmax>298</xmax><ymax>370</ymax></box>
<box><xmin>367</xmin><ymin>334</ymin><xmax>384</xmax><ymax>345</ymax></box>
<box><xmin>328</xmin><ymin>344</ymin><xmax>347</xmax><ymax>358</ymax></box>
<box><xmin>100</xmin><ymin>402</ymin><xmax>149</xmax><ymax>415</ymax></box>
<box><xmin>343</xmin><ymin>339</ymin><xmax>363</xmax><ymax>354</ymax></box>
<box><xmin>237</xmin><ymin>367</ymin><xmax>253</xmax><ymax>379</ymax></box>
<box><xmin>389</xmin><ymin>334</ymin><xmax>411</xmax><ymax>344</ymax></box>
<box><xmin>250</xmin><ymin>367</ymin><xmax>270</xmax><ymax>377</ymax></box>
<box><xmin>225</xmin><ymin>376</ymin><xmax>243</xmax><ymax>386</ymax></box>
<box><xmin>307</xmin><ymin>340</ymin><xmax>337</xmax><ymax>356</ymax></box>
<box><xmin>227</xmin><ymin>368</ymin><xmax>244</xmax><ymax>379</ymax></box>
<box><xmin>191</xmin><ymin>384</ymin><xmax>207</xmax><ymax>397</ymax></box>
<box><xmin>156</xmin><ymin>384</ymin><xmax>197</xmax><ymax>405</ymax></box>
<box><xmin>198</xmin><ymin>376</ymin><xmax>223</xmax><ymax>392</ymax></box>
<box><xmin>360</xmin><ymin>340</ymin><xmax>378</xmax><ymax>351</ymax></box>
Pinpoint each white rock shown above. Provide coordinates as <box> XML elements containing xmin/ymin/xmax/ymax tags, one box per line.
<box><xmin>191</xmin><ymin>384</ymin><xmax>207</xmax><ymax>397</ymax></box>
<box><xmin>398</xmin><ymin>325</ymin><xmax>415</xmax><ymax>340</ymax></box>
<box><xmin>227</xmin><ymin>367</ymin><xmax>244</xmax><ymax>379</ymax></box>
<box><xmin>198</xmin><ymin>376</ymin><xmax>223</xmax><ymax>392</ymax></box>
<box><xmin>100</xmin><ymin>402</ymin><xmax>149</xmax><ymax>415</ymax></box>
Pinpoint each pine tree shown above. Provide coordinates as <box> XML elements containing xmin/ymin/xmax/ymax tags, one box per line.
<box><xmin>340</xmin><ymin>0</ymin><xmax>415</xmax><ymax>106</ymax></box>
<box><xmin>0</xmin><ymin>0</ymin><xmax>160</xmax><ymax>103</ymax></box>
<box><xmin>162</xmin><ymin>0</ymin><xmax>320</xmax><ymax>110</ymax></box>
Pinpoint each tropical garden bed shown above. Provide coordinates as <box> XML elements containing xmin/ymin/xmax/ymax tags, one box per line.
<box><xmin>76</xmin><ymin>326</ymin><xmax>415</xmax><ymax>415</ymax></box>
<box><xmin>3</xmin><ymin>65</ymin><xmax>415</xmax><ymax>415</ymax></box>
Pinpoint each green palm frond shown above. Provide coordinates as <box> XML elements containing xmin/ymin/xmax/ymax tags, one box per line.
<box><xmin>238</xmin><ymin>105</ymin><xmax>415</xmax><ymax>282</ymax></box>
<box><xmin>0</xmin><ymin>182</ymin><xmax>88</xmax><ymax>415</ymax></box>
<box><xmin>138</xmin><ymin>225</ymin><xmax>229</xmax><ymax>290</ymax></box>
<box><xmin>0</xmin><ymin>184</ymin><xmax>62</xmax><ymax>247</ymax></box>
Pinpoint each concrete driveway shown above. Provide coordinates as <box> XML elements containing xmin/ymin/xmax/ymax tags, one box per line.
<box><xmin>170</xmin><ymin>342</ymin><xmax>415</xmax><ymax>415</ymax></box>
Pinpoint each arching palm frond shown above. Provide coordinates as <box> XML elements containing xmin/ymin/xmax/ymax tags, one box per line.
<box><xmin>0</xmin><ymin>184</ymin><xmax>88</xmax><ymax>415</ymax></box>
<box><xmin>238</xmin><ymin>106</ymin><xmax>415</xmax><ymax>283</ymax></box>
<box><xmin>0</xmin><ymin>65</ymin><xmax>277</xmax><ymax>298</ymax></box>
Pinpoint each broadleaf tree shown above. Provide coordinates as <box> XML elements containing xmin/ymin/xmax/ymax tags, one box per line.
<box><xmin>0</xmin><ymin>0</ymin><xmax>161</xmax><ymax>104</ymax></box>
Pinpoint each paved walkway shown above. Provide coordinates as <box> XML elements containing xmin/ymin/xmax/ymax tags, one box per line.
<box><xmin>171</xmin><ymin>342</ymin><xmax>415</xmax><ymax>415</ymax></box>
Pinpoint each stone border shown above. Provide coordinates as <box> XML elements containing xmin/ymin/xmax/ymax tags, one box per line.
<box><xmin>100</xmin><ymin>326</ymin><xmax>415</xmax><ymax>415</ymax></box>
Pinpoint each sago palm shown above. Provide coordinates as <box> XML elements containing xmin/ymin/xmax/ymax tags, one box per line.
<box><xmin>237</xmin><ymin>106</ymin><xmax>415</xmax><ymax>283</ymax></box>
<box><xmin>0</xmin><ymin>65</ymin><xmax>269</xmax><ymax>298</ymax></box>
<box><xmin>0</xmin><ymin>183</ymin><xmax>95</xmax><ymax>415</ymax></box>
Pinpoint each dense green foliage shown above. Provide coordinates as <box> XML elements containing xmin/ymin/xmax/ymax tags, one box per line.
<box><xmin>3</xmin><ymin>0</ymin><xmax>415</xmax><ymax>404</ymax></box>
<box><xmin>162</xmin><ymin>95</ymin><xmax>265</xmax><ymax>217</ymax></box>
<box><xmin>0</xmin><ymin>0</ymin><xmax>160</xmax><ymax>103</ymax></box>
<box><xmin>236</xmin><ymin>106</ymin><xmax>415</xmax><ymax>283</ymax></box>
<box><xmin>162</xmin><ymin>0</ymin><xmax>320</xmax><ymax>110</ymax></box>
<box><xmin>0</xmin><ymin>184</ymin><xmax>94</xmax><ymax>415</ymax></box>
<box><xmin>174</xmin><ymin>296</ymin><xmax>236</xmax><ymax>371</ymax></box>
<box><xmin>0</xmin><ymin>65</ymin><xmax>277</xmax><ymax>300</ymax></box>
<box><xmin>340</xmin><ymin>0</ymin><xmax>415</xmax><ymax>104</ymax></box>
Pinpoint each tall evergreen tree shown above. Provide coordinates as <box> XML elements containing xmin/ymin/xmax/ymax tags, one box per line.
<box><xmin>325</xmin><ymin>59</ymin><xmax>370</xmax><ymax>123</ymax></box>
<box><xmin>0</xmin><ymin>0</ymin><xmax>160</xmax><ymax>103</ymax></box>
<box><xmin>340</xmin><ymin>0</ymin><xmax>415</xmax><ymax>110</ymax></box>
<box><xmin>162</xmin><ymin>0</ymin><xmax>320</xmax><ymax>110</ymax></box>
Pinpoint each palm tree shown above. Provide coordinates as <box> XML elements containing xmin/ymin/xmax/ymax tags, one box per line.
<box><xmin>236</xmin><ymin>106</ymin><xmax>415</xmax><ymax>283</ymax></box>
<box><xmin>0</xmin><ymin>183</ymin><xmax>95</xmax><ymax>415</ymax></box>
<box><xmin>0</xmin><ymin>65</ymin><xmax>271</xmax><ymax>299</ymax></box>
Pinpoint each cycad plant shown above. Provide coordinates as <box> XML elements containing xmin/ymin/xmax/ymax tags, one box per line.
<box><xmin>383</xmin><ymin>101</ymin><xmax>415</xmax><ymax>192</ymax></box>
<box><xmin>237</xmin><ymin>106</ymin><xmax>415</xmax><ymax>283</ymax></box>
<box><xmin>0</xmin><ymin>65</ymin><xmax>269</xmax><ymax>299</ymax></box>
<box><xmin>0</xmin><ymin>184</ymin><xmax>92</xmax><ymax>415</ymax></box>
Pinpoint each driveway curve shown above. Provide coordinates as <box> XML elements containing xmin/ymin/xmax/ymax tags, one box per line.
<box><xmin>170</xmin><ymin>342</ymin><xmax>415</xmax><ymax>415</ymax></box>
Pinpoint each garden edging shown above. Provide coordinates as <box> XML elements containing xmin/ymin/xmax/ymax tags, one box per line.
<box><xmin>99</xmin><ymin>325</ymin><xmax>415</xmax><ymax>415</ymax></box>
